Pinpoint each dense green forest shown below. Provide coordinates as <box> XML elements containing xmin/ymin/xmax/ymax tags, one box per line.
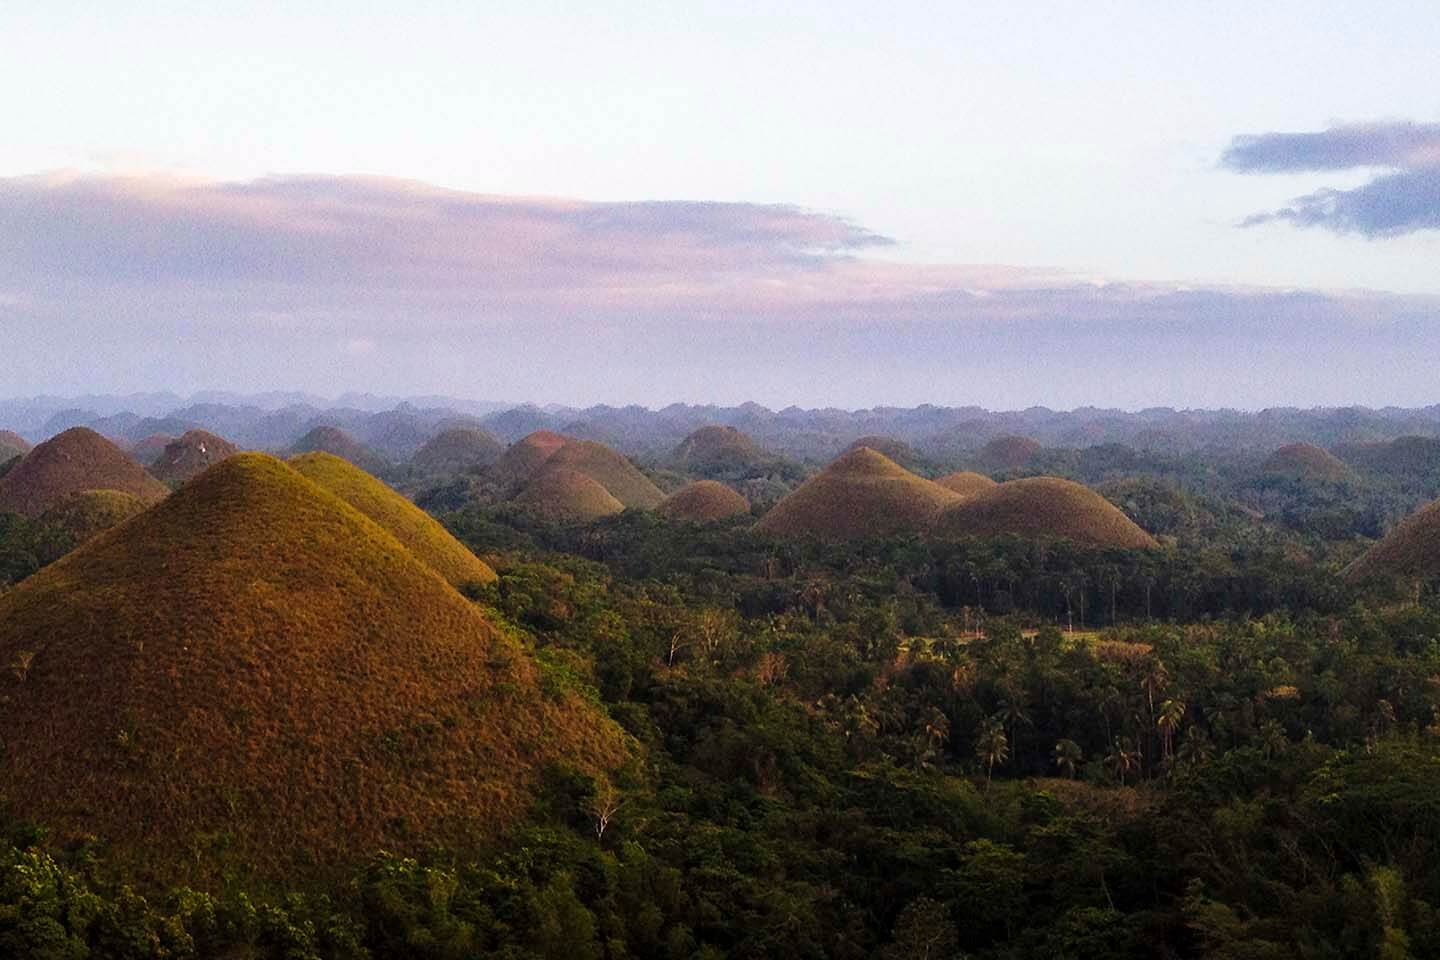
<box><xmin>5</xmin><ymin>479</ymin><xmax>1440</xmax><ymax>959</ymax></box>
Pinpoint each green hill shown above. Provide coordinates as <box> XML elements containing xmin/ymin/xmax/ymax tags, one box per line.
<box><xmin>672</xmin><ymin>425</ymin><xmax>765</xmax><ymax>473</ymax></box>
<box><xmin>1262</xmin><ymin>442</ymin><xmax>1352</xmax><ymax>482</ymax></box>
<box><xmin>411</xmin><ymin>427</ymin><xmax>505</xmax><ymax>473</ymax></box>
<box><xmin>0</xmin><ymin>453</ymin><xmax>623</xmax><ymax>882</ymax></box>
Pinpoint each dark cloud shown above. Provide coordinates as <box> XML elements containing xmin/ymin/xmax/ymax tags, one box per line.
<box><xmin>1224</xmin><ymin>121</ymin><xmax>1440</xmax><ymax>237</ymax></box>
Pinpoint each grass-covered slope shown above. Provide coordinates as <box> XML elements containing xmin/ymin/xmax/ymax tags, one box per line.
<box><xmin>672</xmin><ymin>425</ymin><xmax>764</xmax><ymax>472</ymax></box>
<box><xmin>513</xmin><ymin>467</ymin><xmax>626</xmax><ymax>522</ymax></box>
<box><xmin>38</xmin><ymin>489</ymin><xmax>148</xmax><ymax>542</ymax></box>
<box><xmin>0</xmin><ymin>430</ymin><xmax>30</xmax><ymax>462</ymax></box>
<box><xmin>0</xmin><ymin>453</ymin><xmax>624</xmax><ymax>881</ymax></box>
<box><xmin>756</xmin><ymin>448</ymin><xmax>960</xmax><ymax>540</ymax></box>
<box><xmin>411</xmin><ymin>427</ymin><xmax>505</xmax><ymax>473</ymax></box>
<box><xmin>657</xmin><ymin>480</ymin><xmax>751</xmax><ymax>522</ymax></box>
<box><xmin>1346</xmin><ymin>497</ymin><xmax>1440</xmax><ymax>582</ymax></box>
<box><xmin>290</xmin><ymin>451</ymin><xmax>496</xmax><ymax>585</ymax></box>
<box><xmin>843</xmin><ymin>435</ymin><xmax>918</xmax><ymax>468</ymax></box>
<box><xmin>1262</xmin><ymin>442</ymin><xmax>1352</xmax><ymax>482</ymax></box>
<box><xmin>493</xmin><ymin>430</ymin><xmax>571</xmax><ymax>487</ymax></box>
<box><xmin>0</xmin><ymin>427</ymin><xmax>169</xmax><ymax>516</ymax></box>
<box><xmin>129</xmin><ymin>433</ymin><xmax>174</xmax><ymax>466</ymax></box>
<box><xmin>288</xmin><ymin>425</ymin><xmax>389</xmax><ymax>473</ymax></box>
<box><xmin>936</xmin><ymin>471</ymin><xmax>999</xmax><ymax>498</ymax></box>
<box><xmin>933</xmin><ymin>476</ymin><xmax>1159</xmax><ymax>548</ymax></box>
<box><xmin>540</xmin><ymin>439</ymin><xmax>665</xmax><ymax>509</ymax></box>
<box><xmin>150</xmin><ymin>429</ymin><xmax>239</xmax><ymax>484</ymax></box>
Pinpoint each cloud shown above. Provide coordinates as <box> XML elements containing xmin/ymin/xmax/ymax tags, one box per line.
<box><xmin>1223</xmin><ymin>120</ymin><xmax>1440</xmax><ymax>237</ymax></box>
<box><xmin>2</xmin><ymin>172</ymin><xmax>1440</xmax><ymax>408</ymax></box>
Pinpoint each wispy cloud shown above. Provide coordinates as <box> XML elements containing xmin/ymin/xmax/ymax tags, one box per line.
<box><xmin>1223</xmin><ymin>121</ymin><xmax>1440</xmax><ymax>237</ymax></box>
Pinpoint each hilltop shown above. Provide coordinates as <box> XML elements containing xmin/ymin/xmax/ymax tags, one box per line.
<box><xmin>0</xmin><ymin>427</ymin><xmax>169</xmax><ymax>516</ymax></box>
<box><xmin>411</xmin><ymin>427</ymin><xmax>505</xmax><ymax>473</ymax></box>
<box><xmin>539</xmin><ymin>440</ymin><xmax>665</xmax><ymax>509</ymax></box>
<box><xmin>657</xmin><ymin>480</ymin><xmax>751</xmax><ymax>522</ymax></box>
<box><xmin>843</xmin><ymin>435</ymin><xmax>919</xmax><ymax>469</ymax></box>
<box><xmin>0</xmin><ymin>430</ymin><xmax>30</xmax><ymax>462</ymax></box>
<box><xmin>672</xmin><ymin>425</ymin><xmax>764</xmax><ymax>472</ymax></box>
<box><xmin>0</xmin><ymin>453</ymin><xmax>624</xmax><ymax>882</ymax></box>
<box><xmin>37</xmin><ymin>489</ymin><xmax>148</xmax><ymax>543</ymax></box>
<box><xmin>129</xmin><ymin>433</ymin><xmax>174</xmax><ymax>466</ymax></box>
<box><xmin>149</xmin><ymin>429</ymin><xmax>239</xmax><ymax>484</ymax></box>
<box><xmin>756</xmin><ymin>448</ymin><xmax>960</xmax><ymax>540</ymax></box>
<box><xmin>933</xmin><ymin>476</ymin><xmax>1158</xmax><ymax>549</ymax></box>
<box><xmin>1345</xmin><ymin>498</ymin><xmax>1440</xmax><ymax>582</ymax></box>
<box><xmin>289</xmin><ymin>425</ymin><xmax>389</xmax><ymax>474</ymax></box>
<box><xmin>493</xmin><ymin>430</ymin><xmax>572</xmax><ymax>488</ymax></box>
<box><xmin>937</xmin><ymin>471</ymin><xmax>999</xmax><ymax>498</ymax></box>
<box><xmin>1262</xmin><ymin>442</ymin><xmax>1352</xmax><ymax>482</ymax></box>
<box><xmin>290</xmin><ymin>452</ymin><xmax>496</xmax><ymax>585</ymax></box>
<box><xmin>513</xmin><ymin>466</ymin><xmax>625</xmax><ymax>522</ymax></box>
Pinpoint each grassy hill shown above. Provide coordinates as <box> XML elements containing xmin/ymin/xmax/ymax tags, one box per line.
<box><xmin>0</xmin><ymin>427</ymin><xmax>169</xmax><ymax>516</ymax></box>
<box><xmin>936</xmin><ymin>471</ymin><xmax>998</xmax><ymax>498</ymax></box>
<box><xmin>290</xmin><ymin>451</ymin><xmax>496</xmax><ymax>585</ymax></box>
<box><xmin>843</xmin><ymin>435</ymin><xmax>918</xmax><ymax>469</ymax></box>
<box><xmin>493</xmin><ymin>430</ymin><xmax>571</xmax><ymax>488</ymax></box>
<box><xmin>657</xmin><ymin>480</ymin><xmax>751</xmax><ymax>522</ymax></box>
<box><xmin>1262</xmin><ymin>442</ymin><xmax>1352</xmax><ymax>482</ymax></box>
<box><xmin>150</xmin><ymin>429</ymin><xmax>239</xmax><ymax>484</ymax></box>
<box><xmin>980</xmin><ymin>435</ymin><xmax>1042</xmax><ymax>470</ymax></box>
<box><xmin>540</xmin><ymin>440</ymin><xmax>665</xmax><ymax>509</ymax></box>
<box><xmin>37</xmin><ymin>489</ymin><xmax>148</xmax><ymax>543</ymax></box>
<box><xmin>513</xmin><ymin>466</ymin><xmax>625</xmax><ymax>522</ymax></box>
<box><xmin>0</xmin><ymin>453</ymin><xmax>624</xmax><ymax>882</ymax></box>
<box><xmin>756</xmin><ymin>448</ymin><xmax>960</xmax><ymax>540</ymax></box>
<box><xmin>1345</xmin><ymin>497</ymin><xmax>1440</xmax><ymax>582</ymax></box>
<box><xmin>288</xmin><ymin>425</ymin><xmax>389</xmax><ymax>474</ymax></box>
<box><xmin>672</xmin><ymin>425</ymin><xmax>764</xmax><ymax>473</ymax></box>
<box><xmin>933</xmin><ymin>476</ymin><xmax>1159</xmax><ymax>548</ymax></box>
<box><xmin>129</xmin><ymin>433</ymin><xmax>174</xmax><ymax>466</ymax></box>
<box><xmin>411</xmin><ymin>427</ymin><xmax>505</xmax><ymax>473</ymax></box>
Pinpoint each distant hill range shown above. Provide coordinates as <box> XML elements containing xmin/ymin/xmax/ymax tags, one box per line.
<box><xmin>10</xmin><ymin>394</ymin><xmax>1440</xmax><ymax>465</ymax></box>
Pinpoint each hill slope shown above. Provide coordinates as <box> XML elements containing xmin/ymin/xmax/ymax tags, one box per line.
<box><xmin>756</xmin><ymin>448</ymin><xmax>960</xmax><ymax>539</ymax></box>
<box><xmin>540</xmin><ymin>439</ymin><xmax>665</xmax><ymax>509</ymax></box>
<box><xmin>0</xmin><ymin>430</ymin><xmax>30</xmax><ymax>462</ymax></box>
<box><xmin>658</xmin><ymin>480</ymin><xmax>751</xmax><ymax>522</ymax></box>
<box><xmin>1262</xmin><ymin>442</ymin><xmax>1352</xmax><ymax>482</ymax></box>
<box><xmin>1346</xmin><ymin>498</ymin><xmax>1440</xmax><ymax>582</ymax></box>
<box><xmin>513</xmin><ymin>467</ymin><xmax>626</xmax><ymax>522</ymax></box>
<box><xmin>933</xmin><ymin>476</ymin><xmax>1158</xmax><ymax>548</ymax></box>
<box><xmin>288</xmin><ymin>425</ymin><xmax>389</xmax><ymax>473</ymax></box>
<box><xmin>843</xmin><ymin>435</ymin><xmax>919</xmax><ymax>468</ymax></box>
<box><xmin>37</xmin><ymin>489</ymin><xmax>148</xmax><ymax>543</ymax></box>
<box><xmin>936</xmin><ymin>471</ymin><xmax>999</xmax><ymax>498</ymax></box>
<box><xmin>129</xmin><ymin>433</ymin><xmax>175</xmax><ymax>466</ymax></box>
<box><xmin>0</xmin><ymin>427</ymin><xmax>169</xmax><ymax>516</ymax></box>
<box><xmin>149</xmin><ymin>429</ymin><xmax>239</xmax><ymax>484</ymax></box>
<box><xmin>411</xmin><ymin>427</ymin><xmax>505</xmax><ymax>473</ymax></box>
<box><xmin>672</xmin><ymin>425</ymin><xmax>764</xmax><ymax>472</ymax></box>
<box><xmin>290</xmin><ymin>452</ymin><xmax>496</xmax><ymax>585</ymax></box>
<box><xmin>980</xmin><ymin>435</ymin><xmax>1042</xmax><ymax>470</ymax></box>
<box><xmin>492</xmin><ymin>430</ymin><xmax>572</xmax><ymax>487</ymax></box>
<box><xmin>0</xmin><ymin>453</ymin><xmax>623</xmax><ymax>881</ymax></box>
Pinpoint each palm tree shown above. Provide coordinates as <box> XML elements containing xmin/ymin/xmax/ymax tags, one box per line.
<box><xmin>976</xmin><ymin>719</ymin><xmax>1009</xmax><ymax>785</ymax></box>
<box><xmin>1258</xmin><ymin>719</ymin><xmax>1288</xmax><ymax>759</ymax></box>
<box><xmin>1157</xmin><ymin>698</ymin><xmax>1186</xmax><ymax>764</ymax></box>
<box><xmin>1104</xmin><ymin>737</ymin><xmax>1141</xmax><ymax>785</ymax></box>
<box><xmin>1176</xmin><ymin>727</ymin><xmax>1214</xmax><ymax>769</ymax></box>
<box><xmin>1053</xmin><ymin>739</ymin><xmax>1083</xmax><ymax>779</ymax></box>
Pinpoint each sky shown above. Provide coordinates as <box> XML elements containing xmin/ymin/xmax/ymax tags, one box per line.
<box><xmin>3</xmin><ymin>1</ymin><xmax>1439</xmax><ymax>409</ymax></box>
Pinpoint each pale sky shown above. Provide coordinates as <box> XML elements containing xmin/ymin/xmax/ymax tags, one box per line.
<box><xmin>3</xmin><ymin>1</ymin><xmax>1439</xmax><ymax>407</ymax></box>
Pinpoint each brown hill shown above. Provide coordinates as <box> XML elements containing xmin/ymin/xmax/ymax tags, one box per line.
<box><xmin>756</xmin><ymin>448</ymin><xmax>961</xmax><ymax>540</ymax></box>
<box><xmin>129</xmin><ymin>433</ymin><xmax>174</xmax><ymax>466</ymax></box>
<box><xmin>933</xmin><ymin>476</ymin><xmax>1158</xmax><ymax>549</ymax></box>
<box><xmin>844</xmin><ymin>435</ymin><xmax>918</xmax><ymax>468</ymax></box>
<box><xmin>288</xmin><ymin>425</ymin><xmax>389</xmax><ymax>473</ymax></box>
<box><xmin>1262</xmin><ymin>442</ymin><xmax>1351</xmax><ymax>482</ymax></box>
<box><xmin>290</xmin><ymin>451</ymin><xmax>496</xmax><ymax>585</ymax></box>
<box><xmin>937</xmin><ymin>471</ymin><xmax>999</xmax><ymax>498</ymax></box>
<box><xmin>37</xmin><ymin>489</ymin><xmax>148</xmax><ymax>543</ymax></box>
<box><xmin>411</xmin><ymin>427</ymin><xmax>505</xmax><ymax>473</ymax></box>
<box><xmin>492</xmin><ymin>430</ymin><xmax>572</xmax><ymax>487</ymax></box>
<box><xmin>540</xmin><ymin>440</ymin><xmax>665</xmax><ymax>509</ymax></box>
<box><xmin>980</xmin><ymin>435</ymin><xmax>1043</xmax><ymax>470</ymax></box>
<box><xmin>150</xmin><ymin>429</ymin><xmax>239</xmax><ymax>484</ymax></box>
<box><xmin>0</xmin><ymin>430</ymin><xmax>30</xmax><ymax>462</ymax></box>
<box><xmin>658</xmin><ymin>480</ymin><xmax>751</xmax><ymax>522</ymax></box>
<box><xmin>673</xmin><ymin>425</ymin><xmax>764</xmax><ymax>471</ymax></box>
<box><xmin>1345</xmin><ymin>498</ymin><xmax>1440</xmax><ymax>582</ymax></box>
<box><xmin>0</xmin><ymin>427</ymin><xmax>169</xmax><ymax>517</ymax></box>
<box><xmin>0</xmin><ymin>453</ymin><xmax>624</xmax><ymax>882</ymax></box>
<box><xmin>513</xmin><ymin>467</ymin><xmax>625</xmax><ymax>522</ymax></box>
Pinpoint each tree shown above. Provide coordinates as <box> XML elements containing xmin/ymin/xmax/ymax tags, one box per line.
<box><xmin>1053</xmin><ymin>739</ymin><xmax>1083</xmax><ymax>779</ymax></box>
<box><xmin>587</xmin><ymin>777</ymin><xmax>624</xmax><ymax>841</ymax></box>
<box><xmin>883</xmin><ymin>897</ymin><xmax>957</xmax><ymax>960</ymax></box>
<box><xmin>1104</xmin><ymin>738</ymin><xmax>1141</xmax><ymax>785</ymax></box>
<box><xmin>976</xmin><ymin>718</ymin><xmax>1009</xmax><ymax>784</ymax></box>
<box><xmin>1157</xmin><ymin>698</ymin><xmax>1186</xmax><ymax>765</ymax></box>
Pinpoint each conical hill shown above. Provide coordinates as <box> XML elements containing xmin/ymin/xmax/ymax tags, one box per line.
<box><xmin>756</xmin><ymin>448</ymin><xmax>960</xmax><ymax>539</ymax></box>
<box><xmin>672</xmin><ymin>425</ymin><xmax>763</xmax><ymax>472</ymax></box>
<box><xmin>843</xmin><ymin>435</ymin><xmax>918</xmax><ymax>468</ymax></box>
<box><xmin>1262</xmin><ymin>442</ymin><xmax>1351</xmax><ymax>482</ymax></box>
<box><xmin>513</xmin><ymin>467</ymin><xmax>625</xmax><ymax>522</ymax></box>
<box><xmin>933</xmin><ymin>476</ymin><xmax>1158</xmax><ymax>549</ymax></box>
<box><xmin>411</xmin><ymin>427</ymin><xmax>505</xmax><ymax>473</ymax></box>
<box><xmin>0</xmin><ymin>427</ymin><xmax>169</xmax><ymax>516</ymax></box>
<box><xmin>288</xmin><ymin>425</ymin><xmax>389</xmax><ymax>473</ymax></box>
<box><xmin>290</xmin><ymin>451</ymin><xmax>496</xmax><ymax>585</ymax></box>
<box><xmin>493</xmin><ymin>430</ymin><xmax>572</xmax><ymax>487</ymax></box>
<box><xmin>658</xmin><ymin>480</ymin><xmax>751</xmax><ymax>522</ymax></box>
<box><xmin>0</xmin><ymin>453</ymin><xmax>623</xmax><ymax>881</ymax></box>
<box><xmin>150</xmin><ymin>429</ymin><xmax>239</xmax><ymax>484</ymax></box>
<box><xmin>936</xmin><ymin>471</ymin><xmax>998</xmax><ymax>498</ymax></box>
<box><xmin>1346</xmin><ymin>498</ymin><xmax>1440</xmax><ymax>582</ymax></box>
<box><xmin>541</xmin><ymin>440</ymin><xmax>665</xmax><ymax>509</ymax></box>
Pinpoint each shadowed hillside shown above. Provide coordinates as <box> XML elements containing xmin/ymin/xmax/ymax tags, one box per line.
<box><xmin>513</xmin><ymin>466</ymin><xmax>625</xmax><ymax>522</ymax></box>
<box><xmin>288</xmin><ymin>425</ymin><xmax>389</xmax><ymax>473</ymax></box>
<box><xmin>0</xmin><ymin>430</ymin><xmax>30</xmax><ymax>462</ymax></box>
<box><xmin>756</xmin><ymin>448</ymin><xmax>960</xmax><ymax>539</ymax></box>
<box><xmin>37</xmin><ymin>489</ymin><xmax>148</xmax><ymax>543</ymax></box>
<box><xmin>936</xmin><ymin>471</ymin><xmax>999</xmax><ymax>498</ymax></box>
<box><xmin>1346</xmin><ymin>498</ymin><xmax>1440</xmax><ymax>582</ymax></box>
<box><xmin>0</xmin><ymin>428</ymin><xmax>169</xmax><ymax>516</ymax></box>
<box><xmin>672</xmin><ymin>425</ymin><xmax>764</xmax><ymax>473</ymax></box>
<box><xmin>411</xmin><ymin>427</ymin><xmax>505</xmax><ymax>473</ymax></box>
<box><xmin>1262</xmin><ymin>442</ymin><xmax>1352</xmax><ymax>482</ymax></box>
<box><xmin>657</xmin><ymin>480</ymin><xmax>751</xmax><ymax>522</ymax></box>
<box><xmin>150</xmin><ymin>429</ymin><xmax>239</xmax><ymax>484</ymax></box>
<box><xmin>129</xmin><ymin>433</ymin><xmax>174</xmax><ymax>466</ymax></box>
<box><xmin>290</xmin><ymin>452</ymin><xmax>496</xmax><ymax>585</ymax></box>
<box><xmin>0</xmin><ymin>453</ymin><xmax>624</xmax><ymax>882</ymax></box>
<box><xmin>934</xmin><ymin>476</ymin><xmax>1158</xmax><ymax>548</ymax></box>
<box><xmin>540</xmin><ymin>440</ymin><xmax>665</xmax><ymax>509</ymax></box>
